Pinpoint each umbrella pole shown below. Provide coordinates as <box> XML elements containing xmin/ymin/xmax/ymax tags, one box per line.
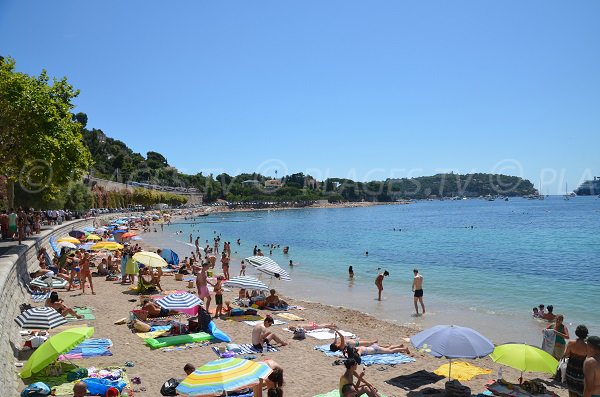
<box><xmin>449</xmin><ymin>359</ymin><xmax>452</xmax><ymax>381</ymax></box>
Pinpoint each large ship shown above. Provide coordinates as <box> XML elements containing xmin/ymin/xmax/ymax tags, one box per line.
<box><xmin>574</xmin><ymin>176</ymin><xmax>600</xmax><ymax>196</ymax></box>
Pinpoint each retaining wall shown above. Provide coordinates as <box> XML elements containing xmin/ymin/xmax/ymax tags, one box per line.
<box><xmin>0</xmin><ymin>219</ymin><xmax>93</xmax><ymax>394</ymax></box>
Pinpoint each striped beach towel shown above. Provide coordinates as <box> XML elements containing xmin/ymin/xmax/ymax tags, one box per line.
<box><xmin>211</xmin><ymin>344</ymin><xmax>280</xmax><ymax>357</ymax></box>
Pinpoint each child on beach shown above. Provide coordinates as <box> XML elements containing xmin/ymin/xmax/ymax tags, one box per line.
<box><xmin>240</xmin><ymin>260</ymin><xmax>246</xmax><ymax>276</ymax></box>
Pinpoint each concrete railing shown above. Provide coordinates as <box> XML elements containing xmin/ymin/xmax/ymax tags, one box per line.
<box><xmin>0</xmin><ymin>218</ymin><xmax>94</xmax><ymax>394</ymax></box>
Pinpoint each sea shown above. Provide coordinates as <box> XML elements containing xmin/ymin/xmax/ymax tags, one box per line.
<box><xmin>142</xmin><ymin>196</ymin><xmax>600</xmax><ymax>346</ymax></box>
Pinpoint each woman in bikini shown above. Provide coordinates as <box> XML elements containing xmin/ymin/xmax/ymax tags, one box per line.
<box><xmin>329</xmin><ymin>329</ymin><xmax>379</xmax><ymax>352</ymax></box>
<box><xmin>45</xmin><ymin>292</ymin><xmax>83</xmax><ymax>319</ymax></box>
<box><xmin>80</xmin><ymin>253</ymin><xmax>95</xmax><ymax>295</ymax></box>
<box><xmin>339</xmin><ymin>358</ymin><xmax>380</xmax><ymax>397</ymax></box>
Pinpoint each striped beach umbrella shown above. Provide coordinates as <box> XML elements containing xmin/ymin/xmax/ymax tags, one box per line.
<box><xmin>224</xmin><ymin>276</ymin><xmax>269</xmax><ymax>291</ymax></box>
<box><xmin>244</xmin><ymin>256</ymin><xmax>279</xmax><ymax>268</ymax></box>
<box><xmin>15</xmin><ymin>307</ymin><xmax>67</xmax><ymax>329</ymax></box>
<box><xmin>157</xmin><ymin>292</ymin><xmax>202</xmax><ymax>310</ymax></box>
<box><xmin>176</xmin><ymin>358</ymin><xmax>272</xmax><ymax>396</ymax></box>
<box><xmin>256</xmin><ymin>263</ymin><xmax>291</xmax><ymax>281</ymax></box>
<box><xmin>30</xmin><ymin>277</ymin><xmax>68</xmax><ymax>289</ymax></box>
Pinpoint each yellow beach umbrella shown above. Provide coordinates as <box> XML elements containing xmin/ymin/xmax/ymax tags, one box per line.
<box><xmin>57</xmin><ymin>236</ymin><xmax>81</xmax><ymax>244</ymax></box>
<box><xmin>133</xmin><ymin>251</ymin><xmax>168</xmax><ymax>267</ymax></box>
<box><xmin>90</xmin><ymin>242</ymin><xmax>123</xmax><ymax>251</ymax></box>
<box><xmin>86</xmin><ymin>234</ymin><xmax>102</xmax><ymax>241</ymax></box>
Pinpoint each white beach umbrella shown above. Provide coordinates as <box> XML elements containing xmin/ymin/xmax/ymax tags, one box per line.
<box><xmin>244</xmin><ymin>256</ymin><xmax>280</xmax><ymax>268</ymax></box>
<box><xmin>133</xmin><ymin>251</ymin><xmax>168</xmax><ymax>268</ymax></box>
<box><xmin>15</xmin><ymin>307</ymin><xmax>67</xmax><ymax>329</ymax></box>
<box><xmin>57</xmin><ymin>242</ymin><xmax>77</xmax><ymax>250</ymax></box>
<box><xmin>30</xmin><ymin>276</ymin><xmax>68</xmax><ymax>289</ymax></box>
<box><xmin>224</xmin><ymin>276</ymin><xmax>269</xmax><ymax>291</ymax></box>
<box><xmin>255</xmin><ymin>263</ymin><xmax>291</xmax><ymax>281</ymax></box>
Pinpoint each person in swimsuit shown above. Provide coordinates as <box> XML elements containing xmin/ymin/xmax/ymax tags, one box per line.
<box><xmin>375</xmin><ymin>271</ymin><xmax>389</xmax><ymax>301</ymax></box>
<box><xmin>356</xmin><ymin>343</ymin><xmax>410</xmax><ymax>355</ymax></box>
<box><xmin>45</xmin><ymin>292</ymin><xmax>82</xmax><ymax>319</ymax></box>
<box><xmin>142</xmin><ymin>299</ymin><xmax>178</xmax><ymax>318</ymax></box>
<box><xmin>196</xmin><ymin>262</ymin><xmax>213</xmax><ymax>312</ymax></box>
<box><xmin>221</xmin><ymin>252</ymin><xmax>230</xmax><ymax>280</ymax></box>
<box><xmin>348</xmin><ymin>266</ymin><xmax>354</xmax><ymax>278</ymax></box>
<box><xmin>66</xmin><ymin>257</ymin><xmax>81</xmax><ymax>292</ymax></box>
<box><xmin>412</xmin><ymin>268</ymin><xmax>425</xmax><ymax>315</ymax></box>
<box><xmin>213</xmin><ymin>276</ymin><xmax>224</xmax><ymax>319</ymax></box>
<box><xmin>339</xmin><ymin>358</ymin><xmax>380</xmax><ymax>397</ymax></box>
<box><xmin>329</xmin><ymin>329</ymin><xmax>379</xmax><ymax>352</ymax></box>
<box><xmin>547</xmin><ymin>314</ymin><xmax>570</xmax><ymax>359</ymax></box>
<box><xmin>583</xmin><ymin>335</ymin><xmax>600</xmax><ymax>397</ymax></box>
<box><xmin>251</xmin><ymin>316</ymin><xmax>287</xmax><ymax>350</ymax></box>
<box><xmin>79</xmin><ymin>253</ymin><xmax>95</xmax><ymax>295</ymax></box>
<box><xmin>565</xmin><ymin>325</ymin><xmax>589</xmax><ymax>397</ymax></box>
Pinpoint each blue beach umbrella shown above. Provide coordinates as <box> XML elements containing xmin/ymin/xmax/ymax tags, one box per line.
<box><xmin>160</xmin><ymin>249</ymin><xmax>180</xmax><ymax>265</ymax></box>
<box><xmin>49</xmin><ymin>237</ymin><xmax>59</xmax><ymax>255</ymax></box>
<box><xmin>411</xmin><ymin>325</ymin><xmax>494</xmax><ymax>379</ymax></box>
<box><xmin>68</xmin><ymin>230</ymin><xmax>86</xmax><ymax>239</ymax></box>
<box><xmin>82</xmin><ymin>226</ymin><xmax>96</xmax><ymax>232</ymax></box>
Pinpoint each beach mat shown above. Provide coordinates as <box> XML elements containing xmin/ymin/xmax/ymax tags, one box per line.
<box><xmin>276</xmin><ymin>313</ymin><xmax>305</xmax><ymax>321</ymax></box>
<box><xmin>58</xmin><ymin>338</ymin><xmax>113</xmax><ymax>360</ymax></box>
<box><xmin>298</xmin><ymin>328</ymin><xmax>353</xmax><ymax>340</ymax></box>
<box><xmin>434</xmin><ymin>361</ymin><xmax>492</xmax><ymax>381</ymax></box>
<box><xmin>211</xmin><ymin>344</ymin><xmax>280</xmax><ymax>357</ymax></box>
<box><xmin>486</xmin><ymin>381</ymin><xmax>559</xmax><ymax>397</ymax></box>
<box><xmin>314</xmin><ymin>390</ymin><xmax>387</xmax><ymax>397</ymax></box>
<box><xmin>135</xmin><ymin>325</ymin><xmax>172</xmax><ymax>339</ymax></box>
<box><xmin>314</xmin><ymin>345</ymin><xmax>415</xmax><ymax>366</ymax></box>
<box><xmin>386</xmin><ymin>370</ymin><xmax>445</xmax><ymax>390</ymax></box>
<box><xmin>243</xmin><ymin>319</ymin><xmax>287</xmax><ymax>326</ymax></box>
<box><xmin>65</xmin><ymin>307</ymin><xmax>95</xmax><ymax>322</ymax></box>
<box><xmin>226</xmin><ymin>315</ymin><xmax>264</xmax><ymax>322</ymax></box>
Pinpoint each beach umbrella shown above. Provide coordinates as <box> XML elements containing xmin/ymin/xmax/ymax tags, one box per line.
<box><xmin>159</xmin><ymin>249</ymin><xmax>180</xmax><ymax>265</ymax></box>
<box><xmin>78</xmin><ymin>242</ymin><xmax>95</xmax><ymax>251</ymax></box>
<box><xmin>49</xmin><ymin>236</ymin><xmax>60</xmax><ymax>255</ymax></box>
<box><xmin>90</xmin><ymin>242</ymin><xmax>123</xmax><ymax>251</ymax></box>
<box><xmin>256</xmin><ymin>263</ymin><xmax>291</xmax><ymax>281</ymax></box>
<box><xmin>157</xmin><ymin>292</ymin><xmax>202</xmax><ymax>310</ymax></box>
<box><xmin>15</xmin><ymin>307</ymin><xmax>67</xmax><ymax>329</ymax></box>
<box><xmin>68</xmin><ymin>230</ymin><xmax>86</xmax><ymax>239</ymax></box>
<box><xmin>490</xmin><ymin>343</ymin><xmax>558</xmax><ymax>381</ymax></box>
<box><xmin>30</xmin><ymin>276</ymin><xmax>68</xmax><ymax>289</ymax></box>
<box><xmin>224</xmin><ymin>276</ymin><xmax>269</xmax><ymax>291</ymax></box>
<box><xmin>20</xmin><ymin>327</ymin><xmax>94</xmax><ymax>378</ymax></box>
<box><xmin>95</xmin><ymin>227</ymin><xmax>107</xmax><ymax>234</ymax></box>
<box><xmin>86</xmin><ymin>234</ymin><xmax>102</xmax><ymax>241</ymax></box>
<box><xmin>131</xmin><ymin>236</ymin><xmax>143</xmax><ymax>241</ymax></box>
<box><xmin>57</xmin><ymin>241</ymin><xmax>77</xmax><ymax>250</ymax></box>
<box><xmin>244</xmin><ymin>256</ymin><xmax>280</xmax><ymax>268</ymax></box>
<box><xmin>82</xmin><ymin>226</ymin><xmax>96</xmax><ymax>232</ymax></box>
<box><xmin>133</xmin><ymin>251</ymin><xmax>168</xmax><ymax>267</ymax></box>
<box><xmin>57</xmin><ymin>236</ymin><xmax>81</xmax><ymax>244</ymax></box>
<box><xmin>176</xmin><ymin>358</ymin><xmax>272</xmax><ymax>396</ymax></box>
<box><xmin>121</xmin><ymin>231</ymin><xmax>137</xmax><ymax>239</ymax></box>
<box><xmin>411</xmin><ymin>325</ymin><xmax>494</xmax><ymax>379</ymax></box>
<box><xmin>117</xmin><ymin>225</ymin><xmax>128</xmax><ymax>230</ymax></box>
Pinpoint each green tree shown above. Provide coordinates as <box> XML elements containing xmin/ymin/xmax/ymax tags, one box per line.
<box><xmin>0</xmin><ymin>57</ymin><xmax>92</xmax><ymax>206</ymax></box>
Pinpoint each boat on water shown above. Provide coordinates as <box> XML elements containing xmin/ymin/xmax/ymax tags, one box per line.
<box><xmin>574</xmin><ymin>176</ymin><xmax>600</xmax><ymax>196</ymax></box>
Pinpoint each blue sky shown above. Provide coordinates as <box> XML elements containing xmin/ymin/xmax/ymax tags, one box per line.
<box><xmin>1</xmin><ymin>1</ymin><xmax>599</xmax><ymax>193</ymax></box>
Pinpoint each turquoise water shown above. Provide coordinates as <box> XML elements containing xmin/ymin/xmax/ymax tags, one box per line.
<box><xmin>147</xmin><ymin>196</ymin><xmax>600</xmax><ymax>345</ymax></box>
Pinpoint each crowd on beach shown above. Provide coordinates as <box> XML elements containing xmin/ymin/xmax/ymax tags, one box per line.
<box><xmin>17</xmin><ymin>212</ymin><xmax>600</xmax><ymax>397</ymax></box>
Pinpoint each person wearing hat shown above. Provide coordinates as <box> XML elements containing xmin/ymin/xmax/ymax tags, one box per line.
<box><xmin>584</xmin><ymin>335</ymin><xmax>600</xmax><ymax>397</ymax></box>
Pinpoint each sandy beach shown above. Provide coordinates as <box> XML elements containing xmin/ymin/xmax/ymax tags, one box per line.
<box><xmin>16</xmin><ymin>224</ymin><xmax>569</xmax><ymax>397</ymax></box>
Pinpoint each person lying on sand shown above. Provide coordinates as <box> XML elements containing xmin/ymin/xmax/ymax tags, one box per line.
<box><xmin>289</xmin><ymin>323</ymin><xmax>337</xmax><ymax>332</ymax></box>
<box><xmin>142</xmin><ymin>298</ymin><xmax>178</xmax><ymax>318</ymax></box>
<box><xmin>45</xmin><ymin>292</ymin><xmax>83</xmax><ymax>319</ymax></box>
<box><xmin>340</xmin><ymin>358</ymin><xmax>380</xmax><ymax>397</ymax></box>
<box><xmin>329</xmin><ymin>329</ymin><xmax>378</xmax><ymax>351</ymax></box>
<box><xmin>252</xmin><ymin>315</ymin><xmax>288</xmax><ymax>350</ymax></box>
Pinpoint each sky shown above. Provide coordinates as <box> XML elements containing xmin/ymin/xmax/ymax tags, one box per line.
<box><xmin>1</xmin><ymin>1</ymin><xmax>599</xmax><ymax>194</ymax></box>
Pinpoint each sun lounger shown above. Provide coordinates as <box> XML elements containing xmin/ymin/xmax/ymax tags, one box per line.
<box><xmin>145</xmin><ymin>332</ymin><xmax>214</xmax><ymax>349</ymax></box>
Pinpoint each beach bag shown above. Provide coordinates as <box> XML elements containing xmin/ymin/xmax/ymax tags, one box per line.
<box><xmin>133</xmin><ymin>319</ymin><xmax>151</xmax><ymax>333</ymax></box>
<box><xmin>84</xmin><ymin>378</ymin><xmax>126</xmax><ymax>396</ymax></box>
<box><xmin>21</xmin><ymin>382</ymin><xmax>51</xmax><ymax>397</ymax></box>
<box><xmin>244</xmin><ymin>308</ymin><xmax>258</xmax><ymax>315</ymax></box>
<box><xmin>555</xmin><ymin>357</ymin><xmax>568</xmax><ymax>383</ymax></box>
<box><xmin>198</xmin><ymin>307</ymin><xmax>212</xmax><ymax>332</ymax></box>
<box><xmin>230</xmin><ymin>308</ymin><xmax>244</xmax><ymax>316</ymax></box>
<box><xmin>67</xmin><ymin>368</ymin><xmax>88</xmax><ymax>382</ymax></box>
<box><xmin>293</xmin><ymin>328</ymin><xmax>306</xmax><ymax>340</ymax></box>
<box><xmin>160</xmin><ymin>378</ymin><xmax>179</xmax><ymax>396</ymax></box>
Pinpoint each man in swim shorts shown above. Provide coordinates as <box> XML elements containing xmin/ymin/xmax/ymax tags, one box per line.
<box><xmin>196</xmin><ymin>262</ymin><xmax>213</xmax><ymax>312</ymax></box>
<box><xmin>252</xmin><ymin>316</ymin><xmax>287</xmax><ymax>351</ymax></box>
<box><xmin>412</xmin><ymin>268</ymin><xmax>425</xmax><ymax>315</ymax></box>
<box><xmin>584</xmin><ymin>335</ymin><xmax>600</xmax><ymax>397</ymax></box>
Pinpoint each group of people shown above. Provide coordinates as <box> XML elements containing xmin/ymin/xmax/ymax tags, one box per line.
<box><xmin>542</xmin><ymin>314</ymin><xmax>600</xmax><ymax>397</ymax></box>
<box><xmin>368</xmin><ymin>268</ymin><xmax>425</xmax><ymax>315</ymax></box>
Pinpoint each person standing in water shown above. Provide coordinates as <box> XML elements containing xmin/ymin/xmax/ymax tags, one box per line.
<box><xmin>348</xmin><ymin>266</ymin><xmax>354</xmax><ymax>278</ymax></box>
<box><xmin>375</xmin><ymin>270</ymin><xmax>388</xmax><ymax>301</ymax></box>
<box><xmin>412</xmin><ymin>269</ymin><xmax>425</xmax><ymax>315</ymax></box>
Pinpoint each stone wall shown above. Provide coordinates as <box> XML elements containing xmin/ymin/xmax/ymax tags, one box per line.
<box><xmin>0</xmin><ymin>219</ymin><xmax>93</xmax><ymax>394</ymax></box>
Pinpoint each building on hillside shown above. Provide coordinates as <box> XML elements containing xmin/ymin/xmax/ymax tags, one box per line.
<box><xmin>242</xmin><ymin>180</ymin><xmax>261</xmax><ymax>187</ymax></box>
<box><xmin>264</xmin><ymin>179</ymin><xmax>283</xmax><ymax>190</ymax></box>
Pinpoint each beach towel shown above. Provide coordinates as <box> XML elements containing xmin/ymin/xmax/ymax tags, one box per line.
<box><xmin>434</xmin><ymin>361</ymin><xmax>492</xmax><ymax>381</ymax></box>
<box><xmin>243</xmin><ymin>319</ymin><xmax>287</xmax><ymax>326</ymax></box>
<box><xmin>276</xmin><ymin>313</ymin><xmax>305</xmax><ymax>321</ymax></box>
<box><xmin>226</xmin><ymin>315</ymin><xmax>264</xmax><ymax>322</ymax></box>
<box><xmin>58</xmin><ymin>339</ymin><xmax>113</xmax><ymax>360</ymax></box>
<box><xmin>314</xmin><ymin>344</ymin><xmax>415</xmax><ymax>366</ymax></box>
<box><xmin>31</xmin><ymin>291</ymin><xmax>51</xmax><ymax>302</ymax></box>
<box><xmin>301</xmin><ymin>328</ymin><xmax>354</xmax><ymax>340</ymax></box>
<box><xmin>386</xmin><ymin>370</ymin><xmax>445</xmax><ymax>390</ymax></box>
<box><xmin>65</xmin><ymin>307</ymin><xmax>95</xmax><ymax>322</ymax></box>
<box><xmin>211</xmin><ymin>344</ymin><xmax>280</xmax><ymax>357</ymax></box>
<box><xmin>486</xmin><ymin>380</ymin><xmax>559</xmax><ymax>397</ymax></box>
<box><xmin>135</xmin><ymin>326</ymin><xmax>171</xmax><ymax>339</ymax></box>
<box><xmin>542</xmin><ymin>329</ymin><xmax>555</xmax><ymax>354</ymax></box>
<box><xmin>314</xmin><ymin>390</ymin><xmax>387</xmax><ymax>397</ymax></box>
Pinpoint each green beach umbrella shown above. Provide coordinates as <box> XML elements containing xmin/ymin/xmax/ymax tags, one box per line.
<box><xmin>490</xmin><ymin>343</ymin><xmax>558</xmax><ymax>381</ymax></box>
<box><xmin>20</xmin><ymin>327</ymin><xmax>94</xmax><ymax>378</ymax></box>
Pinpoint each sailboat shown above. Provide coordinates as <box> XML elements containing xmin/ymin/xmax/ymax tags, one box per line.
<box><xmin>564</xmin><ymin>182</ymin><xmax>570</xmax><ymax>200</ymax></box>
<box><xmin>538</xmin><ymin>181</ymin><xmax>544</xmax><ymax>200</ymax></box>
